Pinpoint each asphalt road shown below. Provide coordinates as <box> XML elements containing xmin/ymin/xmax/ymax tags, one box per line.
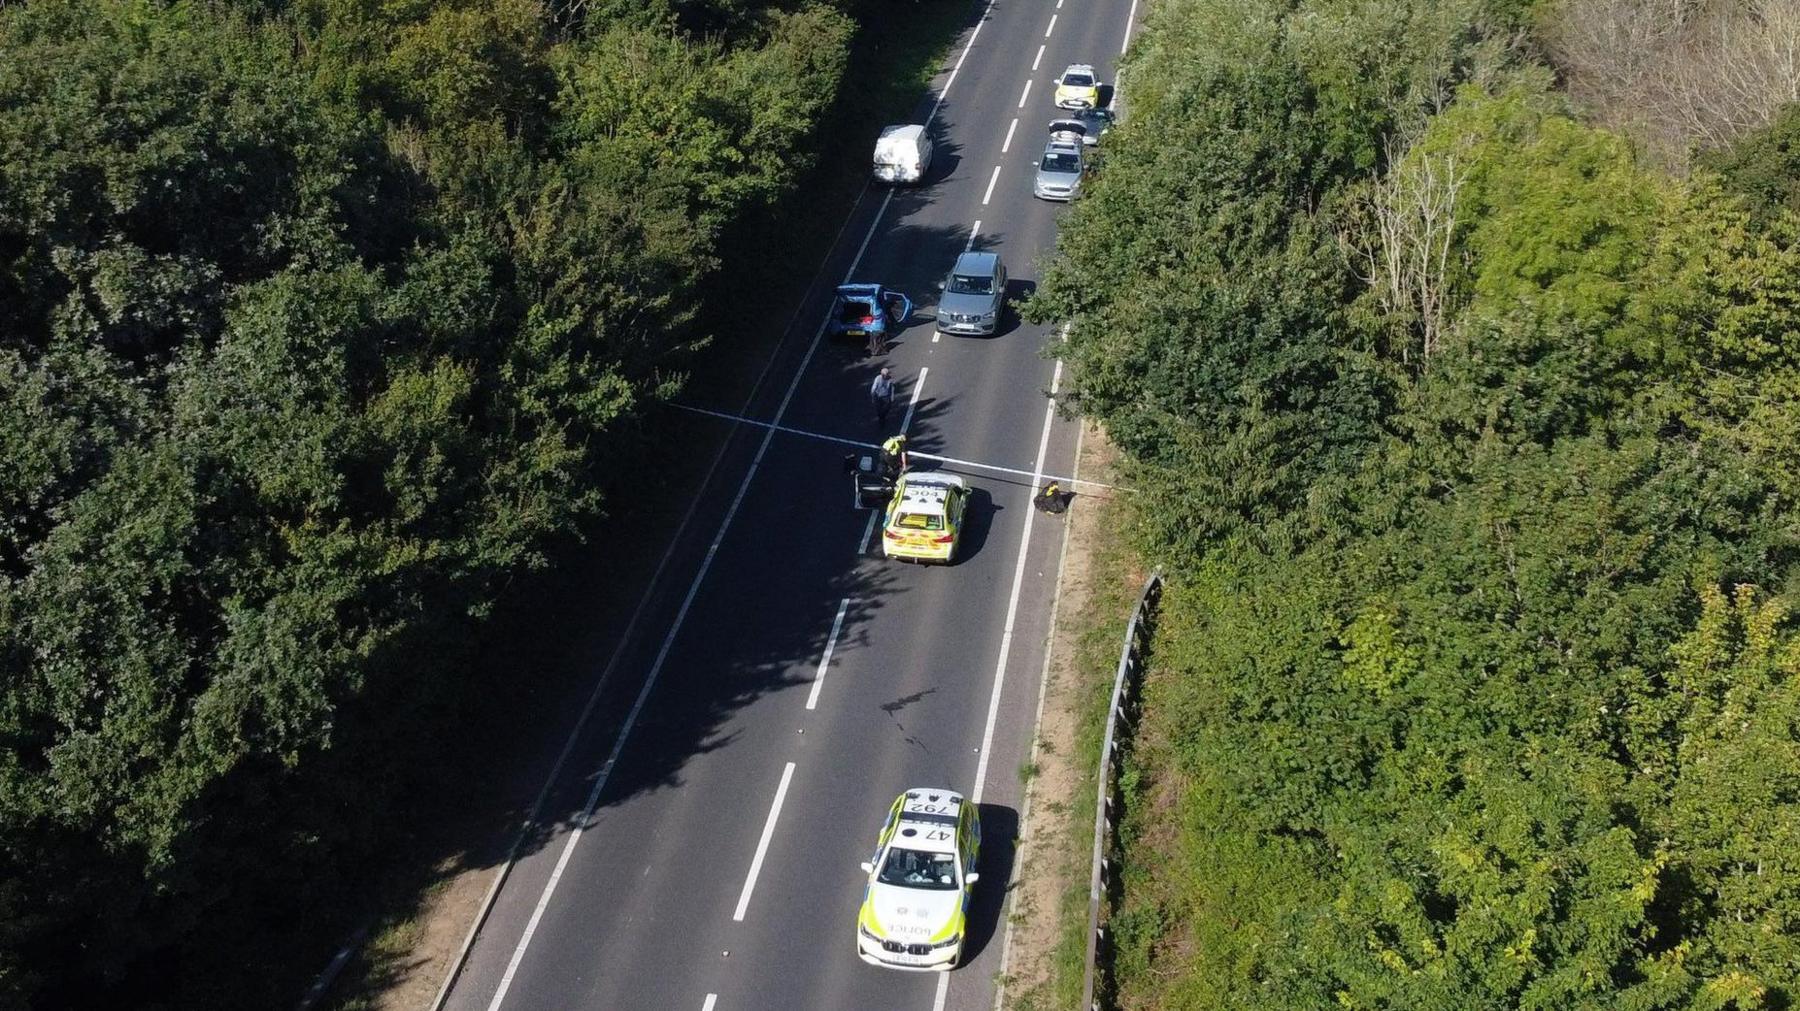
<box><xmin>439</xmin><ymin>1</ymin><xmax>1138</xmax><ymax>1008</ymax></box>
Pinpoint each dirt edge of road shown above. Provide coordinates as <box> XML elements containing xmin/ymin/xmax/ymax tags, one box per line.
<box><xmin>999</xmin><ymin>422</ymin><xmax>1144</xmax><ymax>1011</ymax></box>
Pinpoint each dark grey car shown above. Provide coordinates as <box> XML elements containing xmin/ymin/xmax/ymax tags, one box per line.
<box><xmin>936</xmin><ymin>251</ymin><xmax>1007</xmax><ymax>336</ymax></box>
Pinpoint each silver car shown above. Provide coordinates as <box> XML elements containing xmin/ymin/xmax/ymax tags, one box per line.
<box><xmin>1033</xmin><ymin>132</ymin><xmax>1084</xmax><ymax>201</ymax></box>
<box><xmin>936</xmin><ymin>251</ymin><xmax>1007</xmax><ymax>336</ymax></box>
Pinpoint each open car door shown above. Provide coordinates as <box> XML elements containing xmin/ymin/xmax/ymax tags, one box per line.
<box><xmin>882</xmin><ymin>290</ymin><xmax>912</xmax><ymax>325</ymax></box>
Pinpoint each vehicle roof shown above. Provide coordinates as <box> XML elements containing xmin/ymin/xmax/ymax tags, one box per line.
<box><xmin>1062</xmin><ymin>63</ymin><xmax>1096</xmax><ymax>76</ymax></box>
<box><xmin>895</xmin><ymin>482</ymin><xmax>953</xmax><ymax>516</ymax></box>
<box><xmin>891</xmin><ymin>788</ymin><xmax>966</xmax><ymax>853</ymax></box>
<box><xmin>1044</xmin><ymin>136</ymin><xmax>1083</xmax><ymax>154</ymax></box>
<box><xmin>952</xmin><ymin>250</ymin><xmax>1000</xmax><ymax>274</ymax></box>
<box><xmin>837</xmin><ymin>283</ymin><xmax>882</xmax><ymax>298</ymax></box>
<box><xmin>878</xmin><ymin>124</ymin><xmax>926</xmax><ymax>142</ymax></box>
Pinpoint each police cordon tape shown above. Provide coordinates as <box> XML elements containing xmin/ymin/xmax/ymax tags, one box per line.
<box><xmin>669</xmin><ymin>401</ymin><xmax>1130</xmax><ymax>493</ymax></box>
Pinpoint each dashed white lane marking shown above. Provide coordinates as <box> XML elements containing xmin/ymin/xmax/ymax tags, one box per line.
<box><xmin>903</xmin><ymin>366</ymin><xmax>929</xmax><ymax>432</ymax></box>
<box><xmin>1002</xmin><ymin>117</ymin><xmax>1019</xmax><ymax>153</ymax></box>
<box><xmin>1016</xmin><ymin>78</ymin><xmax>1033</xmax><ymax>109</ymax></box>
<box><xmin>702</xmin><ymin>996</ymin><xmax>717</xmax><ymax>1011</ymax></box>
<box><xmin>732</xmin><ymin>762</ymin><xmax>797</xmax><ymax>922</ymax></box>
<box><xmin>1045</xmin><ymin>13</ymin><xmax>1057</xmax><ymax>37</ymax></box>
<box><xmin>982</xmin><ymin>165</ymin><xmax>1001</xmax><ymax>205</ymax></box>
<box><xmin>806</xmin><ymin>598</ymin><xmax>852</xmax><ymax>710</ymax></box>
<box><xmin>858</xmin><ymin>507</ymin><xmax>880</xmax><ymax>554</ymax></box>
<box><xmin>965</xmin><ymin>220</ymin><xmax>981</xmax><ymax>250</ymax></box>
<box><xmin>1032</xmin><ymin>44</ymin><xmax>1045</xmax><ymax>71</ymax></box>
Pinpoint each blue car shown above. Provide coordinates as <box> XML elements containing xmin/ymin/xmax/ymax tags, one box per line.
<box><xmin>830</xmin><ymin>284</ymin><xmax>911</xmax><ymax>344</ymax></box>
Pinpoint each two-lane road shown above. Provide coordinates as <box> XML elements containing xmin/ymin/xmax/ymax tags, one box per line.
<box><xmin>440</xmin><ymin>1</ymin><xmax>1137</xmax><ymax>1008</ymax></box>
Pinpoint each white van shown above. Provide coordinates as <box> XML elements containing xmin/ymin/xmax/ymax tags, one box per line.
<box><xmin>873</xmin><ymin>125</ymin><xmax>933</xmax><ymax>185</ymax></box>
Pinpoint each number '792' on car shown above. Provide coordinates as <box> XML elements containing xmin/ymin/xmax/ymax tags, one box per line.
<box><xmin>856</xmin><ymin>788</ymin><xmax>981</xmax><ymax>971</ymax></box>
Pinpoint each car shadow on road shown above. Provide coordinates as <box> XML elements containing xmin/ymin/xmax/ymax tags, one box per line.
<box><xmin>957</xmin><ymin>487</ymin><xmax>1000</xmax><ymax>562</ymax></box>
<box><xmin>963</xmin><ymin>802</ymin><xmax>1019</xmax><ymax>966</ymax></box>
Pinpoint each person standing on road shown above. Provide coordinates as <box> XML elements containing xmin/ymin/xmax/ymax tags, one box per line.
<box><xmin>870</xmin><ymin>365</ymin><xmax>896</xmax><ymax>426</ymax></box>
<box><xmin>880</xmin><ymin>434</ymin><xmax>910</xmax><ymax>480</ymax></box>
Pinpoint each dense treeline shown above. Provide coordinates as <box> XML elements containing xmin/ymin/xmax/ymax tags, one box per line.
<box><xmin>0</xmin><ymin>0</ymin><xmax>852</xmax><ymax>1004</ymax></box>
<box><xmin>1031</xmin><ymin>0</ymin><xmax>1800</xmax><ymax>1006</ymax></box>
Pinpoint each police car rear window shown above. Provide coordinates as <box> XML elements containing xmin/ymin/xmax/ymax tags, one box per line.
<box><xmin>896</xmin><ymin>512</ymin><xmax>943</xmax><ymax>531</ymax></box>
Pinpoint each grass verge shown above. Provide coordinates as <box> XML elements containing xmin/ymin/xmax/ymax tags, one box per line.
<box><xmin>1000</xmin><ymin>423</ymin><xmax>1148</xmax><ymax>1010</ymax></box>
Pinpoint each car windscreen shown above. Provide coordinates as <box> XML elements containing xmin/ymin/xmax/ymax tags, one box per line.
<box><xmin>896</xmin><ymin>512</ymin><xmax>944</xmax><ymax>531</ymax></box>
<box><xmin>948</xmin><ymin>274</ymin><xmax>992</xmax><ymax>295</ymax></box>
<box><xmin>1063</xmin><ymin>73</ymin><xmax>1093</xmax><ymax>87</ymax></box>
<box><xmin>1041</xmin><ymin>152</ymin><xmax>1080</xmax><ymax>172</ymax></box>
<box><xmin>878</xmin><ymin>847</ymin><xmax>958</xmax><ymax>890</ymax></box>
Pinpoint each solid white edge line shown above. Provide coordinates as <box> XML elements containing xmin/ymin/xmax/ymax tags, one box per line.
<box><xmin>1016</xmin><ymin>78</ymin><xmax>1033</xmax><ymax>109</ymax></box>
<box><xmin>1002</xmin><ymin>118</ymin><xmax>1019</xmax><ymax>153</ymax></box>
<box><xmin>943</xmin><ymin>358</ymin><xmax>1062</xmax><ymax>1011</ymax></box>
<box><xmin>1032</xmin><ymin>44</ymin><xmax>1045</xmax><ymax>71</ymax></box>
<box><xmin>982</xmin><ymin>165</ymin><xmax>1001</xmax><ymax>206</ymax></box>
<box><xmin>1045</xmin><ymin>13</ymin><xmax>1057</xmax><ymax>37</ymax></box>
<box><xmin>461</xmin><ymin>0</ymin><xmax>995</xmax><ymax>999</ymax></box>
<box><xmin>434</xmin><ymin>188</ymin><xmax>877</xmax><ymax>1011</ymax></box>
<box><xmin>972</xmin><ymin>357</ymin><xmax>1062</xmax><ymax>806</ymax></box>
<box><xmin>927</xmin><ymin>0</ymin><xmax>998</xmax><ymax>123</ymax></box>
<box><xmin>991</xmin><ymin>420</ymin><xmax>1084</xmax><ymax>1011</ymax></box>
<box><xmin>485</xmin><ymin>186</ymin><xmax>899</xmax><ymax>1011</ymax></box>
<box><xmin>805</xmin><ymin>598</ymin><xmax>852</xmax><ymax>710</ymax></box>
<box><xmin>1124</xmin><ymin>0</ymin><xmax>1140</xmax><ymax>53</ymax></box>
<box><xmin>732</xmin><ymin>762</ymin><xmax>799</xmax><ymax>921</ymax></box>
<box><xmin>702</xmin><ymin>995</ymin><xmax>718</xmax><ymax>1011</ymax></box>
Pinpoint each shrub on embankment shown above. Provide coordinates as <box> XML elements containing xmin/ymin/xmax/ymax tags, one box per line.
<box><xmin>1029</xmin><ymin>0</ymin><xmax>1800</xmax><ymax>1005</ymax></box>
<box><xmin>0</xmin><ymin>0</ymin><xmax>858</xmax><ymax>1005</ymax></box>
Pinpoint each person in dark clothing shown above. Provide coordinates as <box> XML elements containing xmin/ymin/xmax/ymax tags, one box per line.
<box><xmin>870</xmin><ymin>366</ymin><xmax>896</xmax><ymax>426</ymax></box>
<box><xmin>1033</xmin><ymin>480</ymin><xmax>1073</xmax><ymax>515</ymax></box>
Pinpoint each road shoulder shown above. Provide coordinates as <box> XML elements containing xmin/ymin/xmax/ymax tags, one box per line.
<box><xmin>997</xmin><ymin>422</ymin><xmax>1145</xmax><ymax>1010</ymax></box>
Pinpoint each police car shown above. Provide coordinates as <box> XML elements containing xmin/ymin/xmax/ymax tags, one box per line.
<box><xmin>856</xmin><ymin>788</ymin><xmax>981</xmax><ymax>971</ymax></box>
<box><xmin>881</xmin><ymin>472</ymin><xmax>968</xmax><ymax>563</ymax></box>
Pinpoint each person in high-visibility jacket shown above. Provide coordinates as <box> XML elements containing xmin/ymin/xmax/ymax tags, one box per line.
<box><xmin>880</xmin><ymin>435</ymin><xmax>909</xmax><ymax>481</ymax></box>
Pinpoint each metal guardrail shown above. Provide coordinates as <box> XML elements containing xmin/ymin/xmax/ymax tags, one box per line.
<box><xmin>1080</xmin><ymin>569</ymin><xmax>1163</xmax><ymax>1011</ymax></box>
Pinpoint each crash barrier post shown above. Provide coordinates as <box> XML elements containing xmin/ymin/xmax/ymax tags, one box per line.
<box><xmin>1080</xmin><ymin>569</ymin><xmax>1163</xmax><ymax>1011</ymax></box>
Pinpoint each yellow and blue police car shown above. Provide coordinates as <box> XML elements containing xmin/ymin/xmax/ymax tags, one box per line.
<box><xmin>856</xmin><ymin>788</ymin><xmax>981</xmax><ymax>971</ymax></box>
<box><xmin>880</xmin><ymin>472</ymin><xmax>968</xmax><ymax>564</ymax></box>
